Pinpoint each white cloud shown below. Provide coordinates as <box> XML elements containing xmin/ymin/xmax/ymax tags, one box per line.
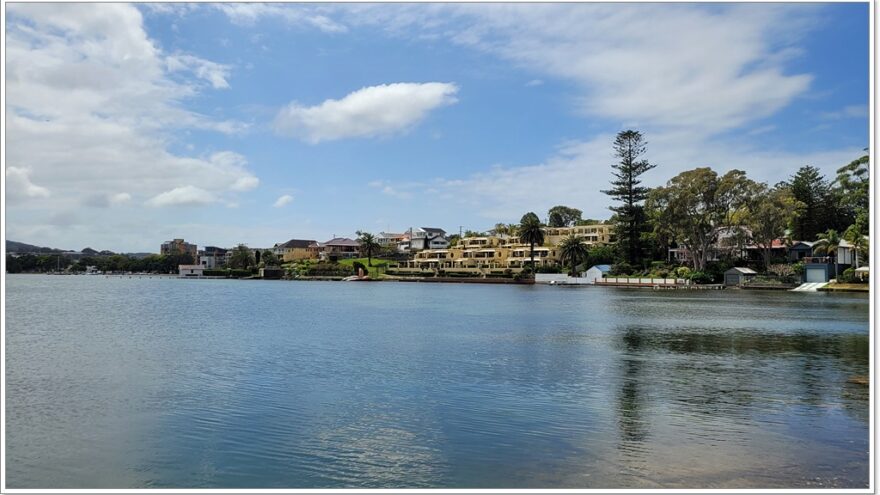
<box><xmin>6</xmin><ymin>167</ymin><xmax>50</xmax><ymax>201</ymax></box>
<box><xmin>373</xmin><ymin>132</ymin><xmax>863</xmax><ymax>222</ymax></box>
<box><xmin>147</xmin><ymin>186</ymin><xmax>216</xmax><ymax>207</ymax></box>
<box><xmin>525</xmin><ymin>79</ymin><xmax>544</xmax><ymax>87</ymax></box>
<box><xmin>274</xmin><ymin>82</ymin><xmax>459</xmax><ymax>143</ymax></box>
<box><xmin>5</xmin><ymin>4</ymin><xmax>256</xmax><ymax>217</ymax></box>
<box><xmin>165</xmin><ymin>53</ymin><xmax>231</xmax><ymax>89</ymax></box>
<box><xmin>273</xmin><ymin>194</ymin><xmax>294</xmax><ymax>208</ymax></box>
<box><xmin>334</xmin><ymin>3</ymin><xmax>816</xmax><ymax>136</ymax></box>
<box><xmin>110</xmin><ymin>192</ymin><xmax>132</xmax><ymax>204</ymax></box>
<box><xmin>820</xmin><ymin>104</ymin><xmax>869</xmax><ymax>120</ymax></box>
<box><xmin>215</xmin><ymin>4</ymin><xmax>347</xmax><ymax>33</ymax></box>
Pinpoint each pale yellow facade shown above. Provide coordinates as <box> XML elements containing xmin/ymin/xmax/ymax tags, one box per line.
<box><xmin>394</xmin><ymin>236</ymin><xmax>559</xmax><ymax>274</ymax></box>
<box><xmin>542</xmin><ymin>224</ymin><xmax>614</xmax><ymax>246</ymax></box>
<box><xmin>281</xmin><ymin>247</ymin><xmax>318</xmax><ymax>262</ymax></box>
<box><xmin>392</xmin><ymin>225</ymin><xmax>614</xmax><ymax>276</ymax></box>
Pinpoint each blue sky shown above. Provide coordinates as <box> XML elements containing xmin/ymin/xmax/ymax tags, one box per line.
<box><xmin>5</xmin><ymin>3</ymin><xmax>869</xmax><ymax>252</ymax></box>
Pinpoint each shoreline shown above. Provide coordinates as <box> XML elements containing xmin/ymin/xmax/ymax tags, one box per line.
<box><xmin>6</xmin><ymin>272</ymin><xmax>870</xmax><ymax>292</ymax></box>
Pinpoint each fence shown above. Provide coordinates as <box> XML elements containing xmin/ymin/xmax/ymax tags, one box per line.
<box><xmin>598</xmin><ymin>277</ymin><xmax>686</xmax><ymax>285</ymax></box>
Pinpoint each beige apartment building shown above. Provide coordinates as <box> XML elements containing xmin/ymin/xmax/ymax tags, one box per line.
<box><xmin>392</xmin><ymin>224</ymin><xmax>614</xmax><ymax>276</ymax></box>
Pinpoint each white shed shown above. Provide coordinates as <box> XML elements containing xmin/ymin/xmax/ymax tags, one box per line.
<box><xmin>178</xmin><ymin>264</ymin><xmax>204</xmax><ymax>277</ymax></box>
<box><xmin>584</xmin><ymin>264</ymin><xmax>611</xmax><ymax>284</ymax></box>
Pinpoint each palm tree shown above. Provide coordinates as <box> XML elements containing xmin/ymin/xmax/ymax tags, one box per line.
<box><xmin>356</xmin><ymin>231</ymin><xmax>379</xmax><ymax>267</ymax></box>
<box><xmin>814</xmin><ymin>229</ymin><xmax>842</xmax><ymax>278</ymax></box>
<box><xmin>559</xmin><ymin>234</ymin><xmax>588</xmax><ymax>277</ymax></box>
<box><xmin>518</xmin><ymin>212</ymin><xmax>545</xmax><ymax>274</ymax></box>
<box><xmin>843</xmin><ymin>225</ymin><xmax>869</xmax><ymax>268</ymax></box>
<box><xmin>228</xmin><ymin>244</ymin><xmax>254</xmax><ymax>270</ymax></box>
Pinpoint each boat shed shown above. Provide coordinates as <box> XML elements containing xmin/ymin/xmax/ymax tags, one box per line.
<box><xmin>724</xmin><ymin>267</ymin><xmax>757</xmax><ymax>286</ymax></box>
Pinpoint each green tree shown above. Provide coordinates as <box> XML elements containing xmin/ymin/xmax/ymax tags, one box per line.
<box><xmin>356</xmin><ymin>231</ymin><xmax>380</xmax><ymax>267</ymax></box>
<box><xmin>518</xmin><ymin>212</ymin><xmax>545</xmax><ymax>273</ymax></box>
<box><xmin>646</xmin><ymin>167</ymin><xmax>754</xmax><ymax>271</ymax></box>
<box><xmin>228</xmin><ymin>244</ymin><xmax>254</xmax><ymax>270</ymax></box>
<box><xmin>835</xmin><ymin>152</ymin><xmax>869</xmax><ymax>235</ymax></box>
<box><xmin>843</xmin><ymin>224</ymin><xmax>869</xmax><ymax>268</ymax></box>
<box><xmin>558</xmin><ymin>234</ymin><xmax>589</xmax><ymax>276</ymax></box>
<box><xmin>602</xmin><ymin>130</ymin><xmax>657</xmax><ymax>265</ymax></box>
<box><xmin>745</xmin><ymin>184</ymin><xmax>803</xmax><ymax>269</ymax></box>
<box><xmin>813</xmin><ymin>229</ymin><xmax>842</xmax><ymax>277</ymax></box>
<box><xmin>261</xmin><ymin>250</ymin><xmax>279</xmax><ymax>266</ymax></box>
<box><xmin>547</xmin><ymin>205</ymin><xmax>583</xmax><ymax>227</ymax></box>
<box><xmin>785</xmin><ymin>166</ymin><xmax>839</xmax><ymax>240</ymax></box>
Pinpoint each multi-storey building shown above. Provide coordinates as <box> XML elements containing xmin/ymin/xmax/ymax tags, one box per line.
<box><xmin>160</xmin><ymin>238</ymin><xmax>197</xmax><ymax>259</ymax></box>
<box><xmin>406</xmin><ymin>227</ymin><xmax>449</xmax><ymax>251</ymax></box>
<box><xmin>395</xmin><ymin>235</ymin><xmax>559</xmax><ymax>274</ymax></box>
<box><xmin>542</xmin><ymin>224</ymin><xmax>615</xmax><ymax>246</ymax></box>
<box><xmin>198</xmin><ymin>246</ymin><xmax>228</xmax><ymax>269</ymax></box>
<box><xmin>273</xmin><ymin>239</ymin><xmax>318</xmax><ymax>262</ymax></box>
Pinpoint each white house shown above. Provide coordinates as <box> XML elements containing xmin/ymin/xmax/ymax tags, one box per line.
<box><xmin>408</xmin><ymin>227</ymin><xmax>449</xmax><ymax>251</ymax></box>
<box><xmin>584</xmin><ymin>264</ymin><xmax>611</xmax><ymax>283</ymax></box>
<box><xmin>178</xmin><ymin>264</ymin><xmax>204</xmax><ymax>277</ymax></box>
<box><xmin>838</xmin><ymin>236</ymin><xmax>869</xmax><ymax>267</ymax></box>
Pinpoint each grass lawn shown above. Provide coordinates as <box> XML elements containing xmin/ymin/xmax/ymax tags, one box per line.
<box><xmin>338</xmin><ymin>257</ymin><xmax>395</xmax><ymax>276</ymax></box>
<box><xmin>819</xmin><ymin>282</ymin><xmax>869</xmax><ymax>292</ymax></box>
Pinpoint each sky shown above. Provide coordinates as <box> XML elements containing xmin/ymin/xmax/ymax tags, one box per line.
<box><xmin>4</xmin><ymin>2</ymin><xmax>870</xmax><ymax>253</ymax></box>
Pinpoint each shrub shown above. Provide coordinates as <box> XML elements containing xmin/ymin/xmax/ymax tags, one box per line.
<box><xmin>839</xmin><ymin>267</ymin><xmax>856</xmax><ymax>283</ymax></box>
<box><xmin>352</xmin><ymin>261</ymin><xmax>369</xmax><ymax>276</ymax></box>
<box><xmin>203</xmin><ymin>269</ymin><xmax>227</xmax><ymax>277</ymax></box>
<box><xmin>610</xmin><ymin>262</ymin><xmax>633</xmax><ymax>276</ymax></box>
<box><xmin>689</xmin><ymin>271</ymin><xmax>714</xmax><ymax>284</ymax></box>
<box><xmin>675</xmin><ymin>266</ymin><xmax>691</xmax><ymax>279</ymax></box>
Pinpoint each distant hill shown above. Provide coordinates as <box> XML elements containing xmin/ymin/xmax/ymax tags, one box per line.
<box><xmin>81</xmin><ymin>247</ymin><xmax>100</xmax><ymax>255</ymax></box>
<box><xmin>6</xmin><ymin>240</ymin><xmax>67</xmax><ymax>254</ymax></box>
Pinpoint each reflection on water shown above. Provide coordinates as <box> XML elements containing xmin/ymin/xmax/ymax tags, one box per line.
<box><xmin>5</xmin><ymin>276</ymin><xmax>870</xmax><ymax>488</ymax></box>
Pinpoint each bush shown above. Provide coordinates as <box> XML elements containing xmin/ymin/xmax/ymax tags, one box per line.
<box><xmin>675</xmin><ymin>266</ymin><xmax>691</xmax><ymax>278</ymax></box>
<box><xmin>203</xmin><ymin>269</ymin><xmax>227</xmax><ymax>277</ymax></box>
<box><xmin>352</xmin><ymin>261</ymin><xmax>369</xmax><ymax>276</ymax></box>
<box><xmin>535</xmin><ymin>265</ymin><xmax>561</xmax><ymax>274</ymax></box>
<box><xmin>839</xmin><ymin>267</ymin><xmax>857</xmax><ymax>283</ymax></box>
<box><xmin>689</xmin><ymin>271</ymin><xmax>714</xmax><ymax>284</ymax></box>
<box><xmin>610</xmin><ymin>262</ymin><xmax>633</xmax><ymax>276</ymax></box>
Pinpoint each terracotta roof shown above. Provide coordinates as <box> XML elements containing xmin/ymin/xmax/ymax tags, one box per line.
<box><xmin>321</xmin><ymin>237</ymin><xmax>361</xmax><ymax>247</ymax></box>
<box><xmin>278</xmin><ymin>239</ymin><xmax>316</xmax><ymax>249</ymax></box>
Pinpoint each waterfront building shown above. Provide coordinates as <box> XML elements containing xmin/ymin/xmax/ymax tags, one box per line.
<box><xmin>584</xmin><ymin>264</ymin><xmax>611</xmax><ymax>283</ymax></box>
<box><xmin>161</xmin><ymin>238</ymin><xmax>197</xmax><ymax>259</ymax></box>
<box><xmin>408</xmin><ymin>227</ymin><xmax>450</xmax><ymax>251</ymax></box>
<box><xmin>178</xmin><ymin>264</ymin><xmax>204</xmax><ymax>277</ymax></box>
<box><xmin>315</xmin><ymin>237</ymin><xmax>361</xmax><ymax>262</ymax></box>
<box><xmin>723</xmin><ymin>267</ymin><xmax>757</xmax><ymax>286</ymax></box>
<box><xmin>273</xmin><ymin>239</ymin><xmax>318</xmax><ymax>262</ymax></box>
<box><xmin>838</xmin><ymin>237</ymin><xmax>869</xmax><ymax>267</ymax></box>
<box><xmin>377</xmin><ymin>232</ymin><xmax>407</xmax><ymax>250</ymax></box>
<box><xmin>542</xmin><ymin>224</ymin><xmax>615</xmax><ymax>246</ymax></box>
<box><xmin>394</xmin><ymin>236</ymin><xmax>559</xmax><ymax>275</ymax></box>
<box><xmin>198</xmin><ymin>246</ymin><xmax>227</xmax><ymax>269</ymax></box>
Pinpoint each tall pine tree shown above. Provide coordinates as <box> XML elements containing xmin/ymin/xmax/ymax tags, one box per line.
<box><xmin>602</xmin><ymin>130</ymin><xmax>656</xmax><ymax>265</ymax></box>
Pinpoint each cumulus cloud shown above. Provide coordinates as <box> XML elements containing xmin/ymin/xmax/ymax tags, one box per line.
<box><xmin>6</xmin><ymin>167</ymin><xmax>50</xmax><ymax>201</ymax></box>
<box><xmin>373</xmin><ymin>132</ymin><xmax>864</xmax><ymax>222</ymax></box>
<box><xmin>5</xmin><ymin>4</ymin><xmax>257</xmax><ymax>216</ymax></box>
<box><xmin>273</xmin><ymin>82</ymin><xmax>458</xmax><ymax>143</ymax></box>
<box><xmin>334</xmin><ymin>3</ymin><xmax>816</xmax><ymax>136</ymax></box>
<box><xmin>273</xmin><ymin>194</ymin><xmax>294</xmax><ymax>208</ymax></box>
<box><xmin>147</xmin><ymin>186</ymin><xmax>217</xmax><ymax>207</ymax></box>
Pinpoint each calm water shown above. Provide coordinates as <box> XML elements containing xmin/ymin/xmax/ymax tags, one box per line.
<box><xmin>5</xmin><ymin>275</ymin><xmax>870</xmax><ymax>488</ymax></box>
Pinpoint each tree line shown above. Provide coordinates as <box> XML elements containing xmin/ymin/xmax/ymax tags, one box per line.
<box><xmin>513</xmin><ymin>130</ymin><xmax>869</xmax><ymax>279</ymax></box>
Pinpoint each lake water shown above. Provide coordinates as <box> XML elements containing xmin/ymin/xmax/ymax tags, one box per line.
<box><xmin>5</xmin><ymin>275</ymin><xmax>871</xmax><ymax>488</ymax></box>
